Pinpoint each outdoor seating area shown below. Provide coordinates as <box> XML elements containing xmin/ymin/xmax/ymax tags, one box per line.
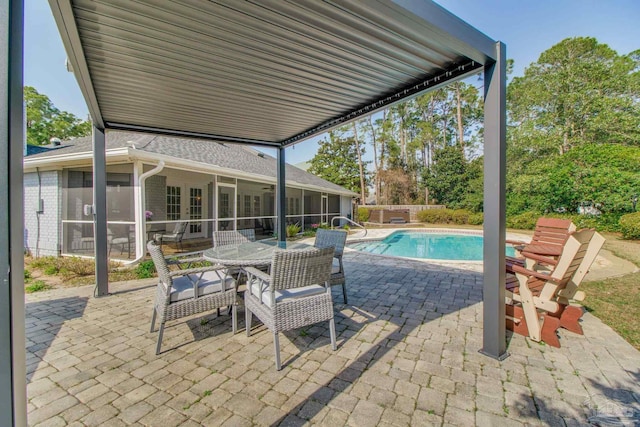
<box><xmin>25</xmin><ymin>251</ymin><xmax>640</xmax><ymax>426</ymax></box>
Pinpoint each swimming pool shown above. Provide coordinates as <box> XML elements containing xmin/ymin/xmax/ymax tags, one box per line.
<box><xmin>349</xmin><ymin>231</ymin><xmax>516</xmax><ymax>261</ymax></box>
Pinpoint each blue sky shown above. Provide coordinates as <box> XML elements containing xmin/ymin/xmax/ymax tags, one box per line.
<box><xmin>24</xmin><ymin>0</ymin><xmax>640</xmax><ymax>164</ymax></box>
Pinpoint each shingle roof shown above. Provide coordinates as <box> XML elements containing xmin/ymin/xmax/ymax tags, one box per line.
<box><xmin>25</xmin><ymin>131</ymin><xmax>355</xmax><ymax>195</ymax></box>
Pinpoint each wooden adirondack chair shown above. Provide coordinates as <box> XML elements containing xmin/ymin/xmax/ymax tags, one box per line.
<box><xmin>506</xmin><ymin>217</ymin><xmax>576</xmax><ymax>273</ymax></box>
<box><xmin>505</xmin><ymin>228</ymin><xmax>600</xmax><ymax>348</ymax></box>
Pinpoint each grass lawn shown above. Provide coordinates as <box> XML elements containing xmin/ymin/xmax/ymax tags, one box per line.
<box><xmin>580</xmin><ymin>233</ymin><xmax>640</xmax><ymax>350</ymax></box>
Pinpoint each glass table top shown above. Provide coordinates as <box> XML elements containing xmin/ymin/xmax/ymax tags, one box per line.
<box><xmin>203</xmin><ymin>240</ymin><xmax>311</xmax><ymax>266</ymax></box>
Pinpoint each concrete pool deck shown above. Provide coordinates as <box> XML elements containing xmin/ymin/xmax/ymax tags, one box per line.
<box><xmin>343</xmin><ymin>227</ymin><xmax>638</xmax><ymax>281</ymax></box>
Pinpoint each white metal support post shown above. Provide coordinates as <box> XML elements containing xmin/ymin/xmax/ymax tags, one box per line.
<box><xmin>480</xmin><ymin>41</ymin><xmax>508</xmax><ymax>360</ymax></box>
<box><xmin>0</xmin><ymin>0</ymin><xmax>27</xmax><ymax>424</ymax></box>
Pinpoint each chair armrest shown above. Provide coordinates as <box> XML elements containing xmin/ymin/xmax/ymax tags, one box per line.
<box><xmin>243</xmin><ymin>267</ymin><xmax>271</xmax><ymax>284</ymax></box>
<box><xmin>520</xmin><ymin>251</ymin><xmax>558</xmax><ymax>266</ymax></box>
<box><xmin>506</xmin><ymin>239</ymin><xmax>528</xmax><ymax>245</ymax></box>
<box><xmin>168</xmin><ymin>265</ymin><xmax>224</xmax><ymax>278</ymax></box>
<box><xmin>512</xmin><ymin>264</ymin><xmax>561</xmax><ymax>283</ymax></box>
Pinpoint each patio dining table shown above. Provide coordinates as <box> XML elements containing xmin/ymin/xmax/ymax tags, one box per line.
<box><xmin>202</xmin><ymin>239</ymin><xmax>311</xmax><ymax>269</ymax></box>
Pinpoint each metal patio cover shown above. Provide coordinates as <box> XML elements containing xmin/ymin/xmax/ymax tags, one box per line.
<box><xmin>44</xmin><ymin>0</ymin><xmax>507</xmax><ymax>360</ymax></box>
<box><xmin>50</xmin><ymin>0</ymin><xmax>497</xmax><ymax>146</ymax></box>
<box><xmin>0</xmin><ymin>2</ymin><xmax>507</xmax><ymax>423</ymax></box>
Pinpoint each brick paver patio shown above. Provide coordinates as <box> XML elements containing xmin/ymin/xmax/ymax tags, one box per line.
<box><xmin>26</xmin><ymin>252</ymin><xmax>639</xmax><ymax>426</ymax></box>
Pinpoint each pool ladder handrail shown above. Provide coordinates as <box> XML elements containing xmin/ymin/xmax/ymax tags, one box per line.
<box><xmin>331</xmin><ymin>216</ymin><xmax>367</xmax><ymax>237</ymax></box>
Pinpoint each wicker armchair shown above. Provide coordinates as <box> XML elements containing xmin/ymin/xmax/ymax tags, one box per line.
<box><xmin>314</xmin><ymin>229</ymin><xmax>348</xmax><ymax>303</ymax></box>
<box><xmin>244</xmin><ymin>247</ymin><xmax>336</xmax><ymax>370</ymax></box>
<box><xmin>212</xmin><ymin>229</ymin><xmax>256</xmax><ymax>247</ymax></box>
<box><xmin>147</xmin><ymin>241</ymin><xmax>237</xmax><ymax>354</ymax></box>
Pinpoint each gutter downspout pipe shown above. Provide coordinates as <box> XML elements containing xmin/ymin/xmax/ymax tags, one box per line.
<box><xmin>134</xmin><ymin>160</ymin><xmax>165</xmax><ymax>262</ymax></box>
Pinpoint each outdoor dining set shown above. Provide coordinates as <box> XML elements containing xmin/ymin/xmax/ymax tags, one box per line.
<box><xmin>146</xmin><ymin>218</ymin><xmax>605</xmax><ymax>371</ymax></box>
<box><xmin>147</xmin><ymin>228</ymin><xmax>348</xmax><ymax>370</ymax></box>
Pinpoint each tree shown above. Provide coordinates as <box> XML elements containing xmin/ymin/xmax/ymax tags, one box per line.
<box><xmin>508</xmin><ymin>37</ymin><xmax>640</xmax><ymax>157</ymax></box>
<box><xmin>423</xmin><ymin>146</ymin><xmax>469</xmax><ymax>207</ymax></box>
<box><xmin>308</xmin><ymin>130</ymin><xmax>368</xmax><ymax>197</ymax></box>
<box><xmin>25</xmin><ymin>86</ymin><xmax>91</xmax><ymax>145</ymax></box>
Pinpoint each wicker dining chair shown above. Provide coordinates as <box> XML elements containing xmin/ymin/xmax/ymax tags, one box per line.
<box><xmin>212</xmin><ymin>229</ymin><xmax>256</xmax><ymax>247</ymax></box>
<box><xmin>314</xmin><ymin>229</ymin><xmax>348</xmax><ymax>303</ymax></box>
<box><xmin>244</xmin><ymin>247</ymin><xmax>336</xmax><ymax>370</ymax></box>
<box><xmin>147</xmin><ymin>241</ymin><xmax>237</xmax><ymax>354</ymax></box>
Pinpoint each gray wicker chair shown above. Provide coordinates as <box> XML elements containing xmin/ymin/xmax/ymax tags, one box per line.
<box><xmin>147</xmin><ymin>241</ymin><xmax>237</xmax><ymax>354</ymax></box>
<box><xmin>212</xmin><ymin>229</ymin><xmax>256</xmax><ymax>247</ymax></box>
<box><xmin>314</xmin><ymin>229</ymin><xmax>348</xmax><ymax>303</ymax></box>
<box><xmin>244</xmin><ymin>247</ymin><xmax>336</xmax><ymax>370</ymax></box>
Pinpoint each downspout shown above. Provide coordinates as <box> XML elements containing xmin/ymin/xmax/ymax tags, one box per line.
<box><xmin>133</xmin><ymin>160</ymin><xmax>165</xmax><ymax>263</ymax></box>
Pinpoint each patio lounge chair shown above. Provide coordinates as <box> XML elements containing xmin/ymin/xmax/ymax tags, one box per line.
<box><xmin>243</xmin><ymin>247</ymin><xmax>336</xmax><ymax>370</ymax></box>
<box><xmin>154</xmin><ymin>221</ymin><xmax>188</xmax><ymax>252</ymax></box>
<box><xmin>314</xmin><ymin>229</ymin><xmax>348</xmax><ymax>303</ymax></box>
<box><xmin>506</xmin><ymin>217</ymin><xmax>576</xmax><ymax>273</ymax></box>
<box><xmin>147</xmin><ymin>241</ymin><xmax>237</xmax><ymax>354</ymax></box>
<box><xmin>505</xmin><ymin>228</ymin><xmax>599</xmax><ymax>347</ymax></box>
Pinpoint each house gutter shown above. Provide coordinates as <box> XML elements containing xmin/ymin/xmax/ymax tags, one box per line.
<box><xmin>133</xmin><ymin>160</ymin><xmax>165</xmax><ymax>263</ymax></box>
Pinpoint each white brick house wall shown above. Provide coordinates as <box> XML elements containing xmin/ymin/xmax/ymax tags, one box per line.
<box><xmin>24</xmin><ymin>171</ymin><xmax>61</xmax><ymax>257</ymax></box>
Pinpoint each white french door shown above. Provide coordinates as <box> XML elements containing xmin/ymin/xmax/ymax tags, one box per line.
<box><xmin>166</xmin><ymin>182</ymin><xmax>206</xmax><ymax>239</ymax></box>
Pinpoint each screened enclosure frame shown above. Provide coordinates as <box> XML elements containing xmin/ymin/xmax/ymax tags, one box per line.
<box><xmin>2</xmin><ymin>1</ymin><xmax>506</xmax><ymax>423</ymax></box>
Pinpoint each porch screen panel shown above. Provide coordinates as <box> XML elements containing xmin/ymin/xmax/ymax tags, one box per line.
<box><xmin>328</xmin><ymin>194</ymin><xmax>341</xmax><ymax>224</ymax></box>
<box><xmin>237</xmin><ymin>179</ymin><xmax>274</xmax><ymax>236</ymax></box>
<box><xmin>62</xmin><ymin>169</ymin><xmax>134</xmax><ymax>257</ymax></box>
<box><xmin>286</xmin><ymin>187</ymin><xmax>302</xmax><ymax>228</ymax></box>
<box><xmin>304</xmin><ymin>190</ymin><xmax>322</xmax><ymax>228</ymax></box>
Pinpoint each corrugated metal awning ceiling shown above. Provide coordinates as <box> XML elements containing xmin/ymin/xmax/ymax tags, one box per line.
<box><xmin>50</xmin><ymin>0</ymin><xmax>497</xmax><ymax>146</ymax></box>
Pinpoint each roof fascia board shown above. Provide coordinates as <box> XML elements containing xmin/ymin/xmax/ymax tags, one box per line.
<box><xmin>23</xmin><ymin>147</ymin><xmax>130</xmax><ymax>169</ymax></box>
<box><xmin>389</xmin><ymin>0</ymin><xmax>497</xmax><ymax>63</ymax></box>
<box><xmin>48</xmin><ymin>0</ymin><xmax>104</xmax><ymax>128</ymax></box>
<box><xmin>106</xmin><ymin>122</ymin><xmax>282</xmax><ymax>148</ymax></box>
<box><xmin>132</xmin><ymin>150</ymin><xmax>356</xmax><ymax>196</ymax></box>
<box><xmin>281</xmin><ymin>61</ymin><xmax>481</xmax><ymax>146</ymax></box>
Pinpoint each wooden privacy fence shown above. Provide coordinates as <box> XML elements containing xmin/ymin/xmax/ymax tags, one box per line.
<box><xmin>360</xmin><ymin>205</ymin><xmax>445</xmax><ymax>223</ymax></box>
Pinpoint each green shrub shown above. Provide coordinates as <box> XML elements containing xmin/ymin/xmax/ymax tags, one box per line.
<box><xmin>417</xmin><ymin>208</ymin><xmax>453</xmax><ymax>224</ymax></box>
<box><xmin>451</xmin><ymin>209</ymin><xmax>471</xmax><ymax>225</ymax></box>
<box><xmin>135</xmin><ymin>260</ymin><xmax>156</xmax><ymax>279</ymax></box>
<box><xmin>24</xmin><ymin>269</ymin><xmax>32</xmax><ymax>281</ymax></box>
<box><xmin>29</xmin><ymin>256</ymin><xmax>58</xmax><ymax>270</ymax></box>
<box><xmin>468</xmin><ymin>212</ymin><xmax>484</xmax><ymax>225</ymax></box>
<box><xmin>357</xmin><ymin>207</ymin><xmax>370</xmax><ymax>223</ymax></box>
<box><xmin>619</xmin><ymin>212</ymin><xmax>640</xmax><ymax>239</ymax></box>
<box><xmin>25</xmin><ymin>280</ymin><xmax>52</xmax><ymax>293</ymax></box>
<box><xmin>286</xmin><ymin>223</ymin><xmax>301</xmax><ymax>238</ymax></box>
<box><xmin>506</xmin><ymin>211</ymin><xmax>540</xmax><ymax>230</ymax></box>
<box><xmin>302</xmin><ymin>230</ymin><xmax>316</xmax><ymax>237</ymax></box>
<box><xmin>44</xmin><ymin>265</ymin><xmax>59</xmax><ymax>275</ymax></box>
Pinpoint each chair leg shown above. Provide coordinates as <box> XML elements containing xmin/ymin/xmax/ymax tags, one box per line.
<box><xmin>245</xmin><ymin>308</ymin><xmax>253</xmax><ymax>337</ymax></box>
<box><xmin>156</xmin><ymin>322</ymin><xmax>165</xmax><ymax>355</ymax></box>
<box><xmin>329</xmin><ymin>318</ymin><xmax>337</xmax><ymax>351</ymax></box>
<box><xmin>274</xmin><ymin>332</ymin><xmax>281</xmax><ymax>370</ymax></box>
<box><xmin>232</xmin><ymin>304</ymin><xmax>237</xmax><ymax>334</ymax></box>
<box><xmin>150</xmin><ymin>307</ymin><xmax>157</xmax><ymax>332</ymax></box>
<box><xmin>342</xmin><ymin>282</ymin><xmax>348</xmax><ymax>304</ymax></box>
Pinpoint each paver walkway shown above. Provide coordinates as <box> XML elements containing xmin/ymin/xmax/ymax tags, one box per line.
<box><xmin>26</xmin><ymin>253</ymin><xmax>640</xmax><ymax>426</ymax></box>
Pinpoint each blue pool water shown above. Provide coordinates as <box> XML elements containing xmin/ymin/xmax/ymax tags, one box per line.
<box><xmin>350</xmin><ymin>231</ymin><xmax>516</xmax><ymax>261</ymax></box>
